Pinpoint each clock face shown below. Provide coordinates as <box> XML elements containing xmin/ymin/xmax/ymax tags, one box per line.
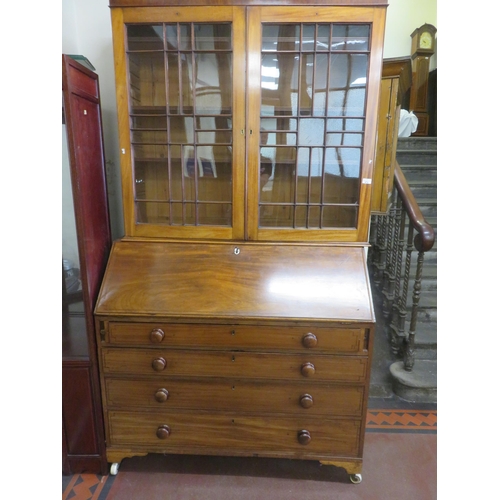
<box><xmin>419</xmin><ymin>31</ymin><xmax>432</xmax><ymax>49</ymax></box>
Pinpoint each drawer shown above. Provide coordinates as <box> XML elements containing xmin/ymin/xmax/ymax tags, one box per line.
<box><xmin>105</xmin><ymin>378</ymin><xmax>364</xmax><ymax>417</ymax></box>
<box><xmin>108</xmin><ymin>410</ymin><xmax>361</xmax><ymax>458</ymax></box>
<box><xmin>105</xmin><ymin>322</ymin><xmax>368</xmax><ymax>354</ymax></box>
<box><xmin>101</xmin><ymin>348</ymin><xmax>369</xmax><ymax>383</ymax></box>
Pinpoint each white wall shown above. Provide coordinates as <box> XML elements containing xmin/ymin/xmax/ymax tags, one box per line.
<box><xmin>62</xmin><ymin>0</ymin><xmax>437</xmax><ymax>240</ymax></box>
<box><xmin>383</xmin><ymin>0</ymin><xmax>437</xmax><ymax>70</ymax></box>
<box><xmin>62</xmin><ymin>0</ymin><xmax>124</xmax><ymax>239</ymax></box>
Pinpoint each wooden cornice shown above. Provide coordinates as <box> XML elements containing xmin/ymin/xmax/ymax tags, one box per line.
<box><xmin>110</xmin><ymin>0</ymin><xmax>389</xmax><ymax>7</ymax></box>
<box><xmin>382</xmin><ymin>56</ymin><xmax>412</xmax><ymax>95</ymax></box>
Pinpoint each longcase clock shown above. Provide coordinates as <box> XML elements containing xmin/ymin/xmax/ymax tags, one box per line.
<box><xmin>409</xmin><ymin>23</ymin><xmax>436</xmax><ymax>136</ymax></box>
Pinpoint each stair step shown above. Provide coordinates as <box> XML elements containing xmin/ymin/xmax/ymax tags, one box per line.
<box><xmin>397</xmin><ymin>137</ymin><xmax>437</xmax><ymax>151</ymax></box>
<box><xmin>391</xmin><ymin>320</ymin><xmax>436</xmax><ymax>350</ymax></box>
<box><xmin>413</xmin><ymin>199</ymin><xmax>437</xmax><ymax>218</ymax></box>
<box><xmin>406</xmin><ymin>181</ymin><xmax>437</xmax><ymax>199</ymax></box>
<box><xmin>396</xmin><ymin>150</ymin><xmax>437</xmax><ymax>166</ymax></box>
<box><xmin>400</xmin><ymin>164</ymin><xmax>437</xmax><ymax>183</ymax></box>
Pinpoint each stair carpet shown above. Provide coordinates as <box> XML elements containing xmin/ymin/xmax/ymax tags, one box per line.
<box><xmin>390</xmin><ymin>136</ymin><xmax>437</xmax><ymax>402</ymax></box>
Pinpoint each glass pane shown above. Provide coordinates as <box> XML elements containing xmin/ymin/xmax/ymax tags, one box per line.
<box><xmin>133</xmin><ymin>142</ymin><xmax>168</xmax><ymax>160</ymax></box>
<box><xmin>135</xmin><ymin>161</ymin><xmax>170</xmax><ymax>201</ymax></box>
<box><xmin>62</xmin><ymin>122</ymin><xmax>84</xmax><ymax>316</ymax></box>
<box><xmin>127</xmin><ymin>22</ymin><xmax>233</xmax><ymax>228</ymax></box>
<box><xmin>331</xmin><ymin>25</ymin><xmax>370</xmax><ymax>51</ymax></box>
<box><xmin>169</xmin><ymin>116</ymin><xmax>194</xmax><ymax>144</ymax></box>
<box><xmin>259</xmin><ymin>22</ymin><xmax>369</xmax><ymax>230</ymax></box>
<box><xmin>294</xmin><ymin>205</ymin><xmax>321</xmax><ymax>228</ymax></box>
<box><xmin>197</xmin><ymin>130</ymin><xmax>231</xmax><ymax>144</ymax></box>
<box><xmin>259</xmin><ymin>205</ymin><xmax>294</xmax><ymax>228</ymax></box>
<box><xmin>312</xmin><ymin>54</ymin><xmax>328</xmax><ymax>116</ymax></box>
<box><xmin>195</xmin><ymin>53</ymin><xmax>232</xmax><ymax>114</ymax></box>
<box><xmin>326</xmin><ymin>133</ymin><xmax>363</xmax><ymax>146</ymax></box>
<box><xmin>127</xmin><ymin>24</ymin><xmax>164</xmax><ymax>51</ymax></box>
<box><xmin>166</xmin><ymin>53</ymin><xmax>180</xmax><ymax>114</ymax></box>
<box><xmin>129</xmin><ymin>52</ymin><xmax>166</xmax><ymax>108</ymax></box>
<box><xmin>317</xmin><ymin>25</ymin><xmax>330</xmax><ymax>51</ymax></box>
<box><xmin>261</xmin><ymin>146</ymin><xmax>296</xmax><ymax>203</ymax></box>
<box><xmin>195</xmin><ymin>24</ymin><xmax>231</xmax><ymax>50</ymax></box>
<box><xmin>298</xmin><ymin>119</ymin><xmax>325</xmax><ymax>146</ymax></box>
<box><xmin>136</xmin><ymin>201</ymin><xmax>170</xmax><ymax>224</ymax></box>
<box><xmin>166</xmin><ymin>24</ymin><xmax>191</xmax><ymax>51</ymax></box>
<box><xmin>322</xmin><ymin>205</ymin><xmax>358</xmax><ymax>228</ymax></box>
<box><xmin>301</xmin><ymin>25</ymin><xmax>315</xmax><ymax>51</ymax></box>
<box><xmin>262</xmin><ymin>24</ymin><xmax>300</xmax><ymax>51</ymax></box>
<box><xmin>131</xmin><ymin>129</ymin><xmax>168</xmax><ymax>144</ymax></box>
<box><xmin>297</xmin><ymin>147</ymin><xmax>323</xmax><ymax>203</ymax></box>
<box><xmin>328</xmin><ymin>54</ymin><xmax>368</xmax><ymax>117</ymax></box>
<box><xmin>261</xmin><ymin>53</ymin><xmax>299</xmax><ymax>117</ymax></box>
<box><xmin>299</xmin><ymin>53</ymin><xmax>314</xmax><ymax>115</ymax></box>
<box><xmin>327</xmin><ymin>118</ymin><xmax>364</xmax><ymax>132</ymax></box>
<box><xmin>263</xmin><ymin>131</ymin><xmax>296</xmax><ymax>147</ymax></box>
<box><xmin>197</xmin><ymin>203</ymin><xmax>231</xmax><ymax>225</ymax></box>
<box><xmin>131</xmin><ymin>115</ymin><xmax>168</xmax><ymax>130</ymax></box>
<box><xmin>261</xmin><ymin>118</ymin><xmax>298</xmax><ymax>132</ymax></box>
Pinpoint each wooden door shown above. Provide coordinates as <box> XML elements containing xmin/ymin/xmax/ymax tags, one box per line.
<box><xmin>246</xmin><ymin>5</ymin><xmax>386</xmax><ymax>242</ymax></box>
<box><xmin>111</xmin><ymin>6</ymin><xmax>246</xmax><ymax>239</ymax></box>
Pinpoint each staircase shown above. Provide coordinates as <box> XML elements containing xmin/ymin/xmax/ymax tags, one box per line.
<box><xmin>389</xmin><ymin>136</ymin><xmax>437</xmax><ymax>402</ymax></box>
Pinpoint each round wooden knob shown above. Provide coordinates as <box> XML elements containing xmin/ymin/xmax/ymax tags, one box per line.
<box><xmin>156</xmin><ymin>425</ymin><xmax>171</xmax><ymax>439</ymax></box>
<box><xmin>150</xmin><ymin>328</ymin><xmax>165</xmax><ymax>343</ymax></box>
<box><xmin>297</xmin><ymin>430</ymin><xmax>311</xmax><ymax>445</ymax></box>
<box><xmin>302</xmin><ymin>333</ymin><xmax>317</xmax><ymax>348</ymax></box>
<box><xmin>300</xmin><ymin>394</ymin><xmax>314</xmax><ymax>409</ymax></box>
<box><xmin>300</xmin><ymin>362</ymin><xmax>315</xmax><ymax>377</ymax></box>
<box><xmin>154</xmin><ymin>388</ymin><xmax>169</xmax><ymax>403</ymax></box>
<box><xmin>152</xmin><ymin>357</ymin><xmax>166</xmax><ymax>371</ymax></box>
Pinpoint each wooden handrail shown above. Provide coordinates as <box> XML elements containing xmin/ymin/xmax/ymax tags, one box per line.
<box><xmin>393</xmin><ymin>161</ymin><xmax>436</xmax><ymax>252</ymax></box>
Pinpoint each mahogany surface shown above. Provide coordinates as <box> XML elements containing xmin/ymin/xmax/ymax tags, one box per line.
<box><xmin>62</xmin><ymin>55</ymin><xmax>112</xmax><ymax>475</ymax></box>
<box><xmin>95</xmin><ymin>0</ymin><xmax>385</xmax><ymax>478</ymax></box>
<box><xmin>101</xmin><ymin>348</ymin><xmax>369</xmax><ymax>381</ymax></box>
<box><xmin>95</xmin><ymin>241</ymin><xmax>375</xmax><ymax>474</ymax></box>
<box><xmin>96</xmin><ymin>241</ymin><xmax>374</xmax><ymax>322</ymax></box>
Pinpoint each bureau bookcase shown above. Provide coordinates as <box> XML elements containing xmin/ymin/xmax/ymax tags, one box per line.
<box><xmin>95</xmin><ymin>0</ymin><xmax>387</xmax><ymax>483</ymax></box>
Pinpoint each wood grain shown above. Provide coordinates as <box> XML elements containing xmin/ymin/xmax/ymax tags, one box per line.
<box><xmin>96</xmin><ymin>240</ymin><xmax>375</xmax><ymax>322</ymax></box>
<box><xmin>101</xmin><ymin>348</ymin><xmax>369</xmax><ymax>381</ymax></box>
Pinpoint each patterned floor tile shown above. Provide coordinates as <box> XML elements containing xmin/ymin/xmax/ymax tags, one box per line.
<box><xmin>62</xmin><ymin>474</ymin><xmax>114</xmax><ymax>500</ymax></box>
<box><xmin>366</xmin><ymin>409</ymin><xmax>437</xmax><ymax>432</ymax></box>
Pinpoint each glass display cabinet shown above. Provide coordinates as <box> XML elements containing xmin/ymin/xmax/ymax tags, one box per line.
<box><xmin>62</xmin><ymin>55</ymin><xmax>111</xmax><ymax>475</ymax></box>
<box><xmin>95</xmin><ymin>0</ymin><xmax>387</xmax><ymax>483</ymax></box>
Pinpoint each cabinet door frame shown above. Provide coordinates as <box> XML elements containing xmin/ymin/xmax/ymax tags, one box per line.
<box><xmin>246</xmin><ymin>6</ymin><xmax>386</xmax><ymax>242</ymax></box>
<box><xmin>112</xmin><ymin>6</ymin><xmax>247</xmax><ymax>240</ymax></box>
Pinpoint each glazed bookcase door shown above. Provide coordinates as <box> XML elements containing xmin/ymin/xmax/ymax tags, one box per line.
<box><xmin>112</xmin><ymin>6</ymin><xmax>246</xmax><ymax>239</ymax></box>
<box><xmin>247</xmin><ymin>6</ymin><xmax>386</xmax><ymax>242</ymax></box>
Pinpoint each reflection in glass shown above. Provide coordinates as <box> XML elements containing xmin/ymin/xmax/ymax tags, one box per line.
<box><xmin>194</xmin><ymin>24</ymin><xmax>231</xmax><ymax>50</ymax></box>
<box><xmin>262</xmin><ymin>24</ymin><xmax>300</xmax><ymax>51</ymax></box>
<box><xmin>126</xmin><ymin>22</ymin><xmax>233</xmax><ymax>227</ymax></box>
<box><xmin>259</xmin><ymin>23</ymin><xmax>370</xmax><ymax>229</ymax></box>
<box><xmin>332</xmin><ymin>24</ymin><xmax>370</xmax><ymax>51</ymax></box>
<box><xmin>129</xmin><ymin>52</ymin><xmax>166</xmax><ymax>109</ymax></box>
<box><xmin>128</xmin><ymin>24</ymin><xmax>164</xmax><ymax>51</ymax></box>
<box><xmin>166</xmin><ymin>23</ymin><xmax>191</xmax><ymax>51</ymax></box>
<box><xmin>298</xmin><ymin>119</ymin><xmax>325</xmax><ymax>146</ymax></box>
<box><xmin>62</xmin><ymin>122</ymin><xmax>84</xmax><ymax>315</ymax></box>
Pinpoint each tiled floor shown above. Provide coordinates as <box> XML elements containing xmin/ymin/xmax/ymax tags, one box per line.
<box><xmin>63</xmin><ymin>405</ymin><xmax>436</xmax><ymax>500</ymax></box>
